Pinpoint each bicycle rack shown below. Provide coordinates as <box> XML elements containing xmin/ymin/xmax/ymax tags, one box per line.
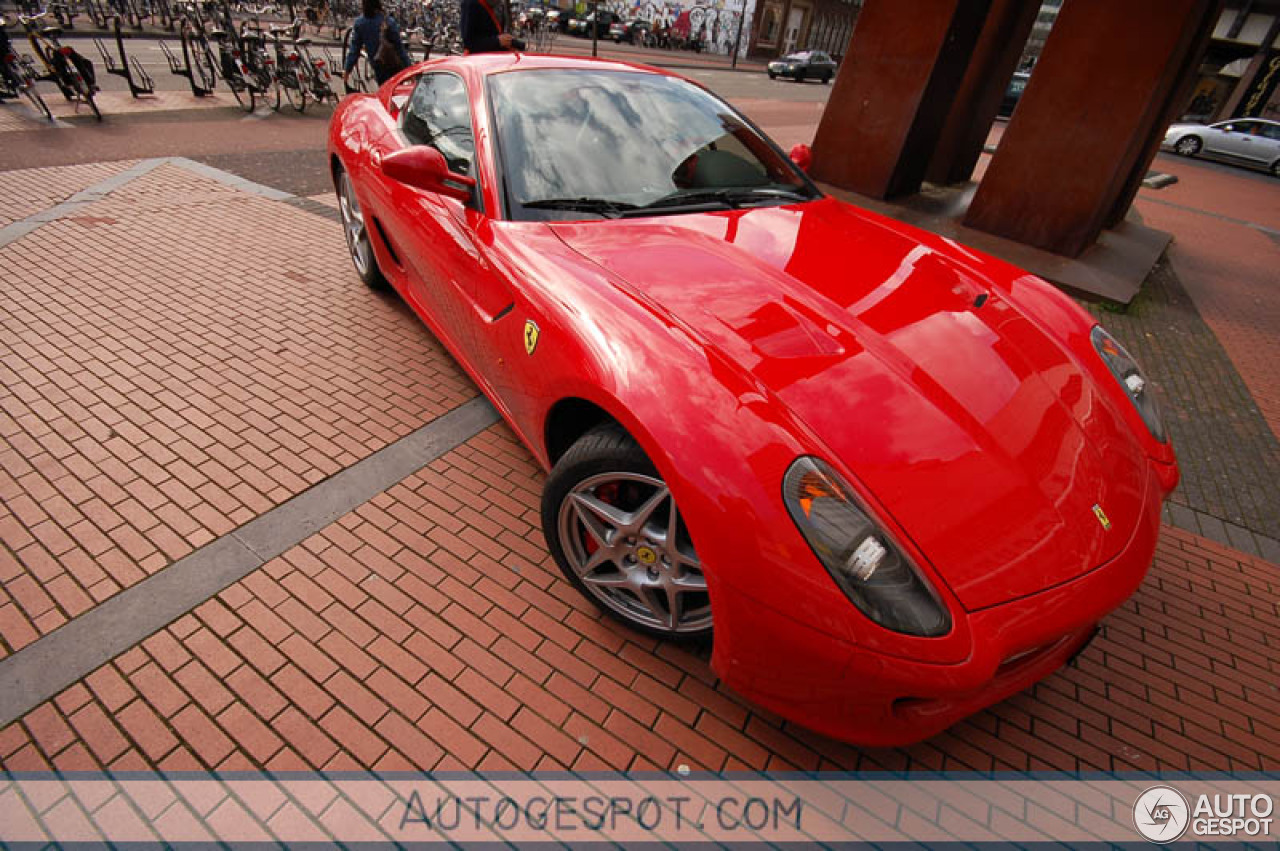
<box><xmin>94</xmin><ymin>15</ymin><xmax>155</xmax><ymax>96</ymax></box>
<box><xmin>158</xmin><ymin>32</ymin><xmax>212</xmax><ymax>95</ymax></box>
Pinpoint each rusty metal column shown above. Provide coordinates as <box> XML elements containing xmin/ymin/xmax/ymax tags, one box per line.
<box><xmin>926</xmin><ymin>0</ymin><xmax>1040</xmax><ymax>186</ymax></box>
<box><xmin>964</xmin><ymin>0</ymin><xmax>1225</xmax><ymax>257</ymax></box>
<box><xmin>809</xmin><ymin>0</ymin><xmax>993</xmax><ymax>199</ymax></box>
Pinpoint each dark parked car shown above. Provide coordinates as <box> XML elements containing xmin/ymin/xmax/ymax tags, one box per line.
<box><xmin>568</xmin><ymin>10</ymin><xmax>620</xmax><ymax>37</ymax></box>
<box><xmin>614</xmin><ymin>18</ymin><xmax>650</xmax><ymax>43</ymax></box>
<box><xmin>767</xmin><ymin>50</ymin><xmax>837</xmax><ymax>83</ymax></box>
<box><xmin>998</xmin><ymin>72</ymin><xmax>1030</xmax><ymax>118</ymax></box>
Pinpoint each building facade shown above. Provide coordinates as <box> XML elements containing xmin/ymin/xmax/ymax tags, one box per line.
<box><xmin>747</xmin><ymin>0</ymin><xmax>860</xmax><ymax>61</ymax></box>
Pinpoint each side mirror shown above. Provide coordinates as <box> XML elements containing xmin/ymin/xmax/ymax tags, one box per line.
<box><xmin>382</xmin><ymin>146</ymin><xmax>476</xmax><ymax>202</ymax></box>
<box><xmin>789</xmin><ymin>143</ymin><xmax>812</xmax><ymax>173</ymax></box>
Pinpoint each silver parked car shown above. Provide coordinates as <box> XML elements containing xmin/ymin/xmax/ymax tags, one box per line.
<box><xmin>1163</xmin><ymin>118</ymin><xmax>1280</xmax><ymax>177</ymax></box>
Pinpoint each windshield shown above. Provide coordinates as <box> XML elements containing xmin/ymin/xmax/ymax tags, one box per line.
<box><xmin>488</xmin><ymin>69</ymin><xmax>817</xmax><ymax>221</ymax></box>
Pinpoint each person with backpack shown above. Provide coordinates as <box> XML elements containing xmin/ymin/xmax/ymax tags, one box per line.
<box><xmin>342</xmin><ymin>0</ymin><xmax>411</xmax><ymax>87</ymax></box>
<box><xmin>461</xmin><ymin>0</ymin><xmax>518</xmax><ymax>53</ymax></box>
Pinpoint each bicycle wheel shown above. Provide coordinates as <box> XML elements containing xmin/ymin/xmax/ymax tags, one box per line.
<box><xmin>291</xmin><ymin>65</ymin><xmax>307</xmax><ymax>111</ymax></box>
<box><xmin>264</xmin><ymin>68</ymin><xmax>281</xmax><ymax>110</ymax></box>
<box><xmin>281</xmin><ymin>61</ymin><xmax>303</xmax><ymax>110</ymax></box>
<box><xmin>65</xmin><ymin>65</ymin><xmax>101</xmax><ymax>120</ymax></box>
<box><xmin>21</xmin><ymin>78</ymin><xmax>54</xmax><ymax>121</ymax></box>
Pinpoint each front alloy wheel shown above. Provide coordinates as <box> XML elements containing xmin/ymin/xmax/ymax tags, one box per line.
<box><xmin>1175</xmin><ymin>135</ymin><xmax>1201</xmax><ymax>156</ymax></box>
<box><xmin>544</xmin><ymin>426</ymin><xmax>712</xmax><ymax>640</ymax></box>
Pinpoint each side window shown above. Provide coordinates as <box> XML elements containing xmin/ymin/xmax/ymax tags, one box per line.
<box><xmin>401</xmin><ymin>73</ymin><xmax>476</xmax><ymax>175</ymax></box>
<box><xmin>1261</xmin><ymin>124</ymin><xmax>1280</xmax><ymax>141</ymax></box>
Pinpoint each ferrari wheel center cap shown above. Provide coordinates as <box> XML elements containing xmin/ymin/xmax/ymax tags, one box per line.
<box><xmin>635</xmin><ymin>546</ymin><xmax>658</xmax><ymax>565</ymax></box>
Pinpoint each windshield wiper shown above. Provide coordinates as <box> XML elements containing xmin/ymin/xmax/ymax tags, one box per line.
<box><xmin>624</xmin><ymin>186</ymin><xmax>813</xmax><ymax>216</ymax></box>
<box><xmin>521</xmin><ymin>197</ymin><xmax>638</xmax><ymax>218</ymax></box>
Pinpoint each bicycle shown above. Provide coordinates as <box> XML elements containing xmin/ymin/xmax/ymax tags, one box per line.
<box><xmin>1</xmin><ymin>17</ymin><xmax>53</xmax><ymax>120</ymax></box>
<box><xmin>290</xmin><ymin>23</ymin><xmax>335</xmax><ymax>105</ymax></box>
<box><xmin>19</xmin><ymin>10</ymin><xmax>99</xmax><ymax>119</ymax></box>
<box><xmin>210</xmin><ymin>25</ymin><xmax>255</xmax><ymax>110</ymax></box>
<box><xmin>240</xmin><ymin>19</ymin><xmax>281</xmax><ymax>109</ymax></box>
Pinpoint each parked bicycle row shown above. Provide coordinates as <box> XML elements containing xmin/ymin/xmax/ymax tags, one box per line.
<box><xmin>1</xmin><ymin>0</ymin><xmax>469</xmax><ymax>123</ymax></box>
<box><xmin>2</xmin><ymin>10</ymin><xmax>99</xmax><ymax>119</ymax></box>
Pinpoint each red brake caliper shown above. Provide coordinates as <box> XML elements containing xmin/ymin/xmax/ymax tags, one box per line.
<box><xmin>582</xmin><ymin>482</ymin><xmax>620</xmax><ymax>555</ymax></box>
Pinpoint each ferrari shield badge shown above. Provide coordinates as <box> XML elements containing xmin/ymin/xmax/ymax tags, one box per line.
<box><xmin>524</xmin><ymin>320</ymin><xmax>540</xmax><ymax>355</ymax></box>
<box><xmin>1092</xmin><ymin>504</ymin><xmax>1111</xmax><ymax>531</ymax></box>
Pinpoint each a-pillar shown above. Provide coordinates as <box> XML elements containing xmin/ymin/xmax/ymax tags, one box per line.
<box><xmin>925</xmin><ymin>0</ymin><xmax>1040</xmax><ymax>186</ymax></box>
<box><xmin>809</xmin><ymin>0</ymin><xmax>993</xmax><ymax>199</ymax></box>
<box><xmin>964</xmin><ymin>0</ymin><xmax>1224</xmax><ymax>257</ymax></box>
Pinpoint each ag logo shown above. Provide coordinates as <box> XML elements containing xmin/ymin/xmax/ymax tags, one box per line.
<box><xmin>523</xmin><ymin>320</ymin><xmax>540</xmax><ymax>355</ymax></box>
<box><xmin>1134</xmin><ymin>786</ymin><xmax>1189</xmax><ymax>843</ymax></box>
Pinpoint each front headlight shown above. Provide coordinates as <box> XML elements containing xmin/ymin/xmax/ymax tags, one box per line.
<box><xmin>1090</xmin><ymin>325</ymin><xmax>1166</xmax><ymax>442</ymax></box>
<box><xmin>783</xmin><ymin>457</ymin><xmax>951</xmax><ymax>637</ymax></box>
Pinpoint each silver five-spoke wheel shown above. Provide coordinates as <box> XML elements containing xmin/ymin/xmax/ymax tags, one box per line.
<box><xmin>338</xmin><ymin>170</ymin><xmax>371</xmax><ymax>277</ymax></box>
<box><xmin>543</xmin><ymin>425</ymin><xmax>712</xmax><ymax>640</ymax></box>
<box><xmin>559</xmin><ymin>472</ymin><xmax>710</xmax><ymax>634</ymax></box>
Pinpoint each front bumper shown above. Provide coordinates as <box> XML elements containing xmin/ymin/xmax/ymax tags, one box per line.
<box><xmin>711</xmin><ymin>460</ymin><xmax>1171</xmax><ymax>747</ymax></box>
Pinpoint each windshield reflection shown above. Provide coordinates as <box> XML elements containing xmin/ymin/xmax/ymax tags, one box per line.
<box><xmin>488</xmin><ymin>69</ymin><xmax>813</xmax><ymax>220</ymax></box>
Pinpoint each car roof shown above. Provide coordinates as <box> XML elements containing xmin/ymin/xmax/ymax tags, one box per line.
<box><xmin>438</xmin><ymin>52</ymin><xmax>680</xmax><ymax>80</ymax></box>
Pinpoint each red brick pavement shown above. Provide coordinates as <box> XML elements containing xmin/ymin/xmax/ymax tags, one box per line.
<box><xmin>1</xmin><ymin>422</ymin><xmax>1277</xmax><ymax>775</ymax></box>
<box><xmin>0</xmin><ymin>162</ymin><xmax>473</xmax><ymax>652</ymax></box>
<box><xmin>1133</xmin><ymin>194</ymin><xmax>1280</xmax><ymax>439</ymax></box>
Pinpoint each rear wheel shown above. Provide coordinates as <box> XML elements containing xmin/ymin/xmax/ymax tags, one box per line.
<box><xmin>1174</xmin><ymin>135</ymin><xmax>1201</xmax><ymax>156</ymax></box>
<box><xmin>291</xmin><ymin>67</ymin><xmax>308</xmax><ymax>112</ymax></box>
<box><xmin>543</xmin><ymin>424</ymin><xmax>712</xmax><ymax>641</ymax></box>
<box><xmin>21</xmin><ymin>78</ymin><xmax>53</xmax><ymax>121</ymax></box>
<box><xmin>282</xmin><ymin>62</ymin><xmax>305</xmax><ymax>110</ymax></box>
<box><xmin>257</xmin><ymin>67</ymin><xmax>280</xmax><ymax>110</ymax></box>
<box><xmin>336</xmin><ymin>166</ymin><xmax>387</xmax><ymax>289</ymax></box>
<box><xmin>1270</xmin><ymin>159</ymin><xmax>1279</xmax><ymax>178</ymax></box>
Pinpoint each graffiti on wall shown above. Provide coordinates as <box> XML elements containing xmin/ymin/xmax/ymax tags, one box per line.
<box><xmin>589</xmin><ymin>0</ymin><xmax>751</xmax><ymax>55</ymax></box>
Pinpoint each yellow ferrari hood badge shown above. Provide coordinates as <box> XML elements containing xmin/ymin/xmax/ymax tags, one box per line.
<box><xmin>1092</xmin><ymin>504</ymin><xmax>1111</xmax><ymax>531</ymax></box>
<box><xmin>524</xmin><ymin>320</ymin><xmax>540</xmax><ymax>355</ymax></box>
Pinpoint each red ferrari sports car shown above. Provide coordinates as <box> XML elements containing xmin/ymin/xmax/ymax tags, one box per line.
<box><xmin>327</xmin><ymin>53</ymin><xmax>1179</xmax><ymax>746</ymax></box>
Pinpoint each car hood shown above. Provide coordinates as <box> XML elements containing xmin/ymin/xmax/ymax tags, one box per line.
<box><xmin>549</xmin><ymin>199</ymin><xmax>1148</xmax><ymax>611</ymax></box>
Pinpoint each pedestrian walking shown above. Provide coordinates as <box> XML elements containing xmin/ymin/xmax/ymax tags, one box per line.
<box><xmin>343</xmin><ymin>0</ymin><xmax>412</xmax><ymax>88</ymax></box>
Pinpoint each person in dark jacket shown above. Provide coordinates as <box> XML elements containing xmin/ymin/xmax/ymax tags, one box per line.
<box><xmin>461</xmin><ymin>0</ymin><xmax>515</xmax><ymax>53</ymax></box>
<box><xmin>342</xmin><ymin>0</ymin><xmax>412</xmax><ymax>87</ymax></box>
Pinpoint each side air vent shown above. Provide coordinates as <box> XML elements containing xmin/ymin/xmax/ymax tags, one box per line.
<box><xmin>371</xmin><ymin>218</ymin><xmax>402</xmax><ymax>268</ymax></box>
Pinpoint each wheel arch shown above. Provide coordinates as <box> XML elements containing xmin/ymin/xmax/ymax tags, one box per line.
<box><xmin>544</xmin><ymin>397</ymin><xmax>622</xmax><ymax>467</ymax></box>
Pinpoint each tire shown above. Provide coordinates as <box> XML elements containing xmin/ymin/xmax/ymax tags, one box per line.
<box><xmin>335</xmin><ymin>165</ymin><xmax>387</xmax><ymax>289</ymax></box>
<box><xmin>542</xmin><ymin>424</ymin><xmax>712</xmax><ymax>641</ymax></box>
<box><xmin>292</xmin><ymin>67</ymin><xmax>308</xmax><ymax>112</ymax></box>
<box><xmin>21</xmin><ymin>79</ymin><xmax>53</xmax><ymax>121</ymax></box>
<box><xmin>81</xmin><ymin>79</ymin><xmax>101</xmax><ymax>120</ymax></box>
<box><xmin>258</xmin><ymin>67</ymin><xmax>280</xmax><ymax>110</ymax></box>
<box><xmin>1271</xmin><ymin>159</ymin><xmax>1280</xmax><ymax>178</ymax></box>
<box><xmin>282</xmin><ymin>62</ymin><xmax>304</xmax><ymax>110</ymax></box>
<box><xmin>794</xmin><ymin>69</ymin><xmax>805</xmax><ymax>83</ymax></box>
<box><xmin>1174</xmin><ymin>135</ymin><xmax>1201</xmax><ymax>156</ymax></box>
<box><xmin>822</xmin><ymin>72</ymin><xmax>831</xmax><ymax>84</ymax></box>
<box><xmin>767</xmin><ymin>71</ymin><xmax>775</xmax><ymax>79</ymax></box>
<box><xmin>236</xmin><ymin>74</ymin><xmax>255</xmax><ymax>112</ymax></box>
